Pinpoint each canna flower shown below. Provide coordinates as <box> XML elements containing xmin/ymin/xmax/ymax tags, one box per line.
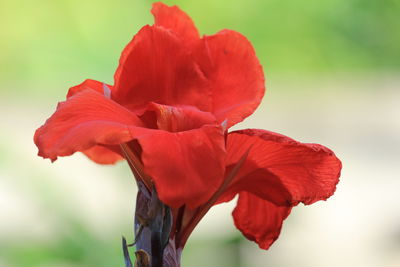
<box><xmin>34</xmin><ymin>2</ymin><xmax>342</xmax><ymax>263</ymax></box>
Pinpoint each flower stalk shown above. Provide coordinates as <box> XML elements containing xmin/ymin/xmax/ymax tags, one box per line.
<box><xmin>123</xmin><ymin>181</ymin><xmax>180</xmax><ymax>267</ymax></box>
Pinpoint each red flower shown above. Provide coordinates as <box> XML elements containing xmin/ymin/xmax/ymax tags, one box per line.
<box><xmin>34</xmin><ymin>2</ymin><xmax>341</xmax><ymax>251</ymax></box>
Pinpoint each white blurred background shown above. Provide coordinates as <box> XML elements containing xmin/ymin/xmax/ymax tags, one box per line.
<box><xmin>1</xmin><ymin>75</ymin><xmax>399</xmax><ymax>267</ymax></box>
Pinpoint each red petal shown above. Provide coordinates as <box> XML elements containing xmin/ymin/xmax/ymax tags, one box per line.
<box><xmin>137</xmin><ymin>125</ymin><xmax>226</xmax><ymax>209</ymax></box>
<box><xmin>151</xmin><ymin>2</ymin><xmax>199</xmax><ymax>44</ymax></box>
<box><xmin>112</xmin><ymin>25</ymin><xmax>210</xmax><ymax>112</ymax></box>
<box><xmin>67</xmin><ymin>79</ymin><xmax>113</xmax><ymax>98</ymax></box>
<box><xmin>34</xmin><ymin>90</ymin><xmax>145</xmax><ymax>162</ymax></box>
<box><xmin>57</xmin><ymin>80</ymin><xmax>122</xmax><ymax>164</ymax></box>
<box><xmin>195</xmin><ymin>30</ymin><xmax>265</xmax><ymax>127</ymax></box>
<box><xmin>142</xmin><ymin>102</ymin><xmax>216</xmax><ymax>132</ymax></box>
<box><xmin>82</xmin><ymin>145</ymin><xmax>123</xmax><ymax>164</ymax></box>
<box><xmin>233</xmin><ymin>192</ymin><xmax>292</xmax><ymax>250</ymax></box>
<box><xmin>223</xmin><ymin>129</ymin><xmax>342</xmax><ymax>206</ymax></box>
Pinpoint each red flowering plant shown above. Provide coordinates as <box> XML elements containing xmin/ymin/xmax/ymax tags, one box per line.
<box><xmin>34</xmin><ymin>2</ymin><xmax>341</xmax><ymax>267</ymax></box>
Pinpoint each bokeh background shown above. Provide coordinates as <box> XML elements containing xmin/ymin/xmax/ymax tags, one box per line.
<box><xmin>1</xmin><ymin>0</ymin><xmax>399</xmax><ymax>266</ymax></box>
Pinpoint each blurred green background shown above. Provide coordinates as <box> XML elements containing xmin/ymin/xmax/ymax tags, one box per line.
<box><xmin>1</xmin><ymin>0</ymin><xmax>399</xmax><ymax>266</ymax></box>
<box><xmin>1</xmin><ymin>0</ymin><xmax>400</xmax><ymax>98</ymax></box>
